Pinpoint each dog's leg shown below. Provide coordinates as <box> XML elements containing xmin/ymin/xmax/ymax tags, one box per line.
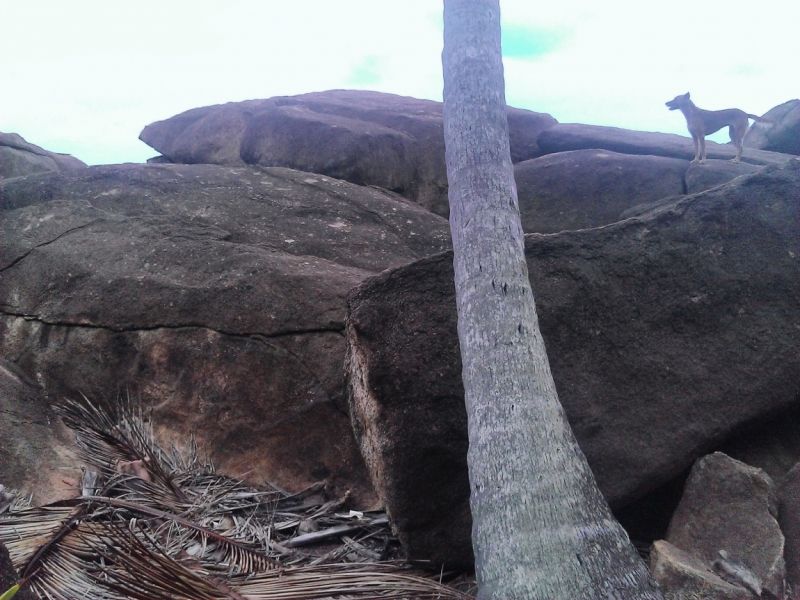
<box><xmin>690</xmin><ymin>132</ymin><xmax>701</xmax><ymax>163</ymax></box>
<box><xmin>698</xmin><ymin>134</ymin><xmax>707</xmax><ymax>163</ymax></box>
<box><xmin>729</xmin><ymin>124</ymin><xmax>747</xmax><ymax>163</ymax></box>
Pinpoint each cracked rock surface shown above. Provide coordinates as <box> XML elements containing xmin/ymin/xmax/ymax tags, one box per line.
<box><xmin>345</xmin><ymin>160</ymin><xmax>800</xmax><ymax>566</ymax></box>
<box><xmin>0</xmin><ymin>162</ymin><xmax>451</xmax><ymax>505</ymax></box>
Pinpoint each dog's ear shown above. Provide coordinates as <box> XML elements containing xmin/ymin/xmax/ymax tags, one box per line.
<box><xmin>684</xmin><ymin>92</ymin><xmax>691</xmax><ymax>99</ymax></box>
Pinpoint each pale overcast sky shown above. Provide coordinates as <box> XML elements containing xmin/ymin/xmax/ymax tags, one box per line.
<box><xmin>2</xmin><ymin>0</ymin><xmax>797</xmax><ymax>165</ymax></box>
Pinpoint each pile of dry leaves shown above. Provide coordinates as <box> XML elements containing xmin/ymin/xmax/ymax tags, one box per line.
<box><xmin>0</xmin><ymin>398</ymin><xmax>473</xmax><ymax>600</ymax></box>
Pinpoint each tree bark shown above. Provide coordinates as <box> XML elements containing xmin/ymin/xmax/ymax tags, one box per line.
<box><xmin>441</xmin><ymin>2</ymin><xmax>663</xmax><ymax>599</ymax></box>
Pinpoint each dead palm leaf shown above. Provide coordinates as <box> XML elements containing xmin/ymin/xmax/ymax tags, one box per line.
<box><xmin>1</xmin><ymin>396</ymin><xmax>474</xmax><ymax>600</ymax></box>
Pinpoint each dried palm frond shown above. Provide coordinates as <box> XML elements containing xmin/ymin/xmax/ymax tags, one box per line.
<box><xmin>0</xmin><ymin>396</ymin><xmax>474</xmax><ymax>599</ymax></box>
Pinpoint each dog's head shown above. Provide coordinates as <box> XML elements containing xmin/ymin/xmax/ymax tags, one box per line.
<box><xmin>666</xmin><ymin>93</ymin><xmax>691</xmax><ymax>110</ymax></box>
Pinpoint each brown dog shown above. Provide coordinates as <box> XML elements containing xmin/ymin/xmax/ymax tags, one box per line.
<box><xmin>666</xmin><ymin>92</ymin><xmax>773</xmax><ymax>163</ymax></box>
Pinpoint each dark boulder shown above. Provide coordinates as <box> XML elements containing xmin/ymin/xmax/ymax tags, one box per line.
<box><xmin>744</xmin><ymin>99</ymin><xmax>800</xmax><ymax>155</ymax></box>
<box><xmin>684</xmin><ymin>159</ymin><xmax>761</xmax><ymax>194</ymax></box>
<box><xmin>139</xmin><ymin>90</ymin><xmax>557</xmax><ymax>217</ymax></box>
<box><xmin>345</xmin><ymin>160</ymin><xmax>800</xmax><ymax>566</ymax></box>
<box><xmin>0</xmin><ymin>163</ymin><xmax>452</xmax><ymax>506</ymax></box>
<box><xmin>515</xmin><ymin>150</ymin><xmax>688</xmax><ymax>233</ymax></box>
<box><xmin>0</xmin><ymin>132</ymin><xmax>86</xmax><ymax>179</ymax></box>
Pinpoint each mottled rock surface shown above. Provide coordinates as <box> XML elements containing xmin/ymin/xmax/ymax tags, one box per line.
<box><xmin>345</xmin><ymin>160</ymin><xmax>800</xmax><ymax>566</ymax></box>
<box><xmin>684</xmin><ymin>159</ymin><xmax>761</xmax><ymax>194</ymax></box>
<box><xmin>0</xmin><ymin>132</ymin><xmax>86</xmax><ymax>179</ymax></box>
<box><xmin>0</xmin><ymin>163</ymin><xmax>452</xmax><ymax>506</ymax></box>
<box><xmin>139</xmin><ymin>90</ymin><xmax>557</xmax><ymax>217</ymax></box>
<box><xmin>666</xmin><ymin>452</ymin><xmax>784</xmax><ymax>599</ymax></box>
<box><xmin>515</xmin><ymin>149</ymin><xmax>688</xmax><ymax>233</ymax></box>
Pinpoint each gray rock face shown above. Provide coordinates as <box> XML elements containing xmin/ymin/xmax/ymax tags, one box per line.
<box><xmin>619</xmin><ymin>159</ymin><xmax>766</xmax><ymax>221</ymax></box>
<box><xmin>515</xmin><ymin>150</ymin><xmax>688</xmax><ymax>233</ymax></box>
<box><xmin>0</xmin><ymin>132</ymin><xmax>86</xmax><ymax>179</ymax></box>
<box><xmin>537</xmin><ymin>123</ymin><xmax>794</xmax><ymax>165</ymax></box>
<box><xmin>139</xmin><ymin>90</ymin><xmax>557</xmax><ymax>217</ymax></box>
<box><xmin>684</xmin><ymin>159</ymin><xmax>761</xmax><ymax>194</ymax></box>
<box><xmin>744</xmin><ymin>99</ymin><xmax>800</xmax><ymax>155</ymax></box>
<box><xmin>345</xmin><ymin>160</ymin><xmax>800</xmax><ymax>566</ymax></box>
<box><xmin>666</xmin><ymin>453</ymin><xmax>785</xmax><ymax>599</ymax></box>
<box><xmin>0</xmin><ymin>163</ymin><xmax>452</xmax><ymax>506</ymax></box>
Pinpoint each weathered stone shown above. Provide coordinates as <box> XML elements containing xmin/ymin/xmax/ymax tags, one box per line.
<box><xmin>744</xmin><ymin>99</ymin><xmax>800</xmax><ymax>155</ymax></box>
<box><xmin>685</xmin><ymin>159</ymin><xmax>762</xmax><ymax>194</ymax></box>
<box><xmin>0</xmin><ymin>132</ymin><xmax>86</xmax><ymax>179</ymax></box>
<box><xmin>345</xmin><ymin>160</ymin><xmax>800</xmax><ymax>566</ymax></box>
<box><xmin>515</xmin><ymin>150</ymin><xmax>688</xmax><ymax>233</ymax></box>
<box><xmin>666</xmin><ymin>452</ymin><xmax>785</xmax><ymax>599</ymax></box>
<box><xmin>140</xmin><ymin>90</ymin><xmax>557</xmax><ymax>217</ymax></box>
<box><xmin>537</xmin><ymin>123</ymin><xmax>793</xmax><ymax>166</ymax></box>
<box><xmin>779</xmin><ymin>462</ymin><xmax>800</xmax><ymax>594</ymax></box>
<box><xmin>650</xmin><ymin>540</ymin><xmax>751</xmax><ymax>600</ymax></box>
<box><xmin>240</xmin><ymin>105</ymin><xmax>420</xmax><ymax>204</ymax></box>
<box><xmin>0</xmin><ymin>163</ymin><xmax>452</xmax><ymax>506</ymax></box>
<box><xmin>0</xmin><ymin>356</ymin><xmax>80</xmax><ymax>505</ymax></box>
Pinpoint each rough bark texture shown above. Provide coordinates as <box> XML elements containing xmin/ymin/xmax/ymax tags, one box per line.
<box><xmin>441</xmin><ymin>2</ymin><xmax>661</xmax><ymax>598</ymax></box>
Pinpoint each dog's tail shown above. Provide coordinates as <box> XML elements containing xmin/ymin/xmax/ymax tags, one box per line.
<box><xmin>748</xmin><ymin>114</ymin><xmax>777</xmax><ymax>126</ymax></box>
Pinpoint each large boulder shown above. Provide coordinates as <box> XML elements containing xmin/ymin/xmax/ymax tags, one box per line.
<box><xmin>0</xmin><ymin>132</ymin><xmax>86</xmax><ymax>179</ymax></box>
<box><xmin>345</xmin><ymin>160</ymin><xmax>800</xmax><ymax>567</ymax></box>
<box><xmin>744</xmin><ymin>99</ymin><xmax>800</xmax><ymax>155</ymax></box>
<box><xmin>0</xmin><ymin>163</ymin><xmax>452</xmax><ymax>506</ymax></box>
<box><xmin>139</xmin><ymin>90</ymin><xmax>557</xmax><ymax>217</ymax></box>
<box><xmin>515</xmin><ymin>150</ymin><xmax>688</xmax><ymax>233</ymax></box>
<box><xmin>537</xmin><ymin>123</ymin><xmax>794</xmax><ymax>166</ymax></box>
<box><xmin>665</xmin><ymin>453</ymin><xmax>785</xmax><ymax>599</ymax></box>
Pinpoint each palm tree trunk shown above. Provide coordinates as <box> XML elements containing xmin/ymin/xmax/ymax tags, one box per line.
<box><xmin>441</xmin><ymin>2</ymin><xmax>663</xmax><ymax>598</ymax></box>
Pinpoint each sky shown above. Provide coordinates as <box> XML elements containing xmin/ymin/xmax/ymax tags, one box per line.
<box><xmin>2</xmin><ymin>0</ymin><xmax>798</xmax><ymax>166</ymax></box>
